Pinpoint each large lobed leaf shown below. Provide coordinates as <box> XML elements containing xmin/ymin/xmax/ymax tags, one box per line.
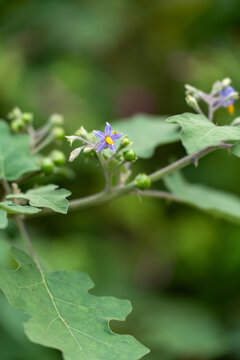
<box><xmin>0</xmin><ymin>121</ymin><xmax>39</xmax><ymax>181</ymax></box>
<box><xmin>0</xmin><ymin>248</ymin><xmax>149</xmax><ymax>360</ymax></box>
<box><xmin>7</xmin><ymin>185</ymin><xmax>71</xmax><ymax>214</ymax></box>
<box><xmin>167</xmin><ymin>113</ymin><xmax>240</xmax><ymax>154</ymax></box>
<box><xmin>112</xmin><ymin>114</ymin><xmax>180</xmax><ymax>158</ymax></box>
<box><xmin>164</xmin><ymin>171</ymin><xmax>240</xmax><ymax>224</ymax></box>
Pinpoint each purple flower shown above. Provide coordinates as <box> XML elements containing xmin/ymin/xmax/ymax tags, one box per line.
<box><xmin>93</xmin><ymin>122</ymin><xmax>122</xmax><ymax>152</ymax></box>
<box><xmin>219</xmin><ymin>86</ymin><xmax>236</xmax><ymax>114</ymax></box>
<box><xmin>219</xmin><ymin>86</ymin><xmax>236</xmax><ymax>106</ymax></box>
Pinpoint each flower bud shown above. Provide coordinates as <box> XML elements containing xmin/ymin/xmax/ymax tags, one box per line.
<box><xmin>121</xmin><ymin>136</ymin><xmax>130</xmax><ymax>147</ymax></box>
<box><xmin>123</xmin><ymin>149</ymin><xmax>136</xmax><ymax>162</ymax></box>
<box><xmin>52</xmin><ymin>126</ymin><xmax>65</xmax><ymax>140</ymax></box>
<box><xmin>40</xmin><ymin>158</ymin><xmax>54</xmax><ymax>174</ymax></box>
<box><xmin>49</xmin><ymin>113</ymin><xmax>64</xmax><ymax>126</ymax></box>
<box><xmin>51</xmin><ymin>150</ymin><xmax>66</xmax><ymax>166</ymax></box>
<box><xmin>76</xmin><ymin>126</ymin><xmax>88</xmax><ymax>138</ymax></box>
<box><xmin>135</xmin><ymin>173</ymin><xmax>151</xmax><ymax>190</ymax></box>
<box><xmin>211</xmin><ymin>80</ymin><xmax>223</xmax><ymax>93</ymax></box>
<box><xmin>185</xmin><ymin>95</ymin><xmax>199</xmax><ymax>112</ymax></box>
<box><xmin>8</xmin><ymin>107</ymin><xmax>22</xmax><ymax>121</ymax></box>
<box><xmin>10</xmin><ymin>118</ymin><xmax>25</xmax><ymax>132</ymax></box>
<box><xmin>231</xmin><ymin>117</ymin><xmax>240</xmax><ymax>126</ymax></box>
<box><xmin>22</xmin><ymin>112</ymin><xmax>33</xmax><ymax>124</ymax></box>
<box><xmin>222</xmin><ymin>77</ymin><xmax>232</xmax><ymax>88</ymax></box>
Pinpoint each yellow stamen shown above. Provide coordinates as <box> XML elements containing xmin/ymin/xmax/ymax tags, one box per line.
<box><xmin>105</xmin><ymin>136</ymin><xmax>113</xmax><ymax>145</ymax></box>
<box><xmin>227</xmin><ymin>104</ymin><xmax>235</xmax><ymax>114</ymax></box>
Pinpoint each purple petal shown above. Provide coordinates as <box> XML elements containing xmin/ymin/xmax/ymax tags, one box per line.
<box><xmin>111</xmin><ymin>132</ymin><xmax>122</xmax><ymax>140</ymax></box>
<box><xmin>105</xmin><ymin>122</ymin><xmax>112</xmax><ymax>135</ymax></box>
<box><xmin>108</xmin><ymin>144</ymin><xmax>116</xmax><ymax>152</ymax></box>
<box><xmin>97</xmin><ymin>140</ymin><xmax>107</xmax><ymax>152</ymax></box>
<box><xmin>93</xmin><ymin>130</ymin><xmax>105</xmax><ymax>139</ymax></box>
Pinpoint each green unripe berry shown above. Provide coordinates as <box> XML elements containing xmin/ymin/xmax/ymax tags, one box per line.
<box><xmin>135</xmin><ymin>173</ymin><xmax>151</xmax><ymax>190</ymax></box>
<box><xmin>52</xmin><ymin>126</ymin><xmax>65</xmax><ymax>140</ymax></box>
<box><xmin>22</xmin><ymin>112</ymin><xmax>33</xmax><ymax>124</ymax></box>
<box><xmin>121</xmin><ymin>136</ymin><xmax>130</xmax><ymax>147</ymax></box>
<box><xmin>10</xmin><ymin>118</ymin><xmax>25</xmax><ymax>132</ymax></box>
<box><xmin>8</xmin><ymin>107</ymin><xmax>22</xmax><ymax>121</ymax></box>
<box><xmin>123</xmin><ymin>149</ymin><xmax>136</xmax><ymax>162</ymax></box>
<box><xmin>51</xmin><ymin>150</ymin><xmax>66</xmax><ymax>166</ymax></box>
<box><xmin>49</xmin><ymin>113</ymin><xmax>64</xmax><ymax>126</ymax></box>
<box><xmin>40</xmin><ymin>158</ymin><xmax>54</xmax><ymax>174</ymax></box>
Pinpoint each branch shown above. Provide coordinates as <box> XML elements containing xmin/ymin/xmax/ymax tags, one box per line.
<box><xmin>27</xmin><ymin>144</ymin><xmax>229</xmax><ymax>218</ymax></box>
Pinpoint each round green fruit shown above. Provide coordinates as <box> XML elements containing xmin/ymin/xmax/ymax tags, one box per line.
<box><xmin>123</xmin><ymin>149</ymin><xmax>136</xmax><ymax>162</ymax></box>
<box><xmin>22</xmin><ymin>112</ymin><xmax>33</xmax><ymax>124</ymax></box>
<box><xmin>51</xmin><ymin>150</ymin><xmax>66</xmax><ymax>166</ymax></box>
<box><xmin>10</xmin><ymin>118</ymin><xmax>25</xmax><ymax>132</ymax></box>
<box><xmin>40</xmin><ymin>158</ymin><xmax>54</xmax><ymax>174</ymax></box>
<box><xmin>135</xmin><ymin>173</ymin><xmax>151</xmax><ymax>190</ymax></box>
<box><xmin>52</xmin><ymin>127</ymin><xmax>65</xmax><ymax>140</ymax></box>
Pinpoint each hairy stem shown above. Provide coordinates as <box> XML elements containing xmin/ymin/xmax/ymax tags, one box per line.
<box><xmin>29</xmin><ymin>144</ymin><xmax>229</xmax><ymax>218</ymax></box>
<box><xmin>32</xmin><ymin>133</ymin><xmax>55</xmax><ymax>154</ymax></box>
<box><xmin>97</xmin><ymin>152</ymin><xmax>111</xmax><ymax>191</ymax></box>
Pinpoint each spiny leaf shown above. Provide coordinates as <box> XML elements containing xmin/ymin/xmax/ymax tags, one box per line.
<box><xmin>112</xmin><ymin>114</ymin><xmax>180</xmax><ymax>158</ymax></box>
<box><xmin>167</xmin><ymin>113</ymin><xmax>240</xmax><ymax>154</ymax></box>
<box><xmin>0</xmin><ymin>248</ymin><xmax>149</xmax><ymax>360</ymax></box>
<box><xmin>0</xmin><ymin>121</ymin><xmax>39</xmax><ymax>181</ymax></box>
<box><xmin>7</xmin><ymin>185</ymin><xmax>71</xmax><ymax>214</ymax></box>
<box><xmin>164</xmin><ymin>171</ymin><xmax>240</xmax><ymax>224</ymax></box>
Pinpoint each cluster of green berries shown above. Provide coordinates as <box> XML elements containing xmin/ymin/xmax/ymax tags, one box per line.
<box><xmin>9</xmin><ymin>107</ymin><xmax>33</xmax><ymax>132</ymax></box>
<box><xmin>40</xmin><ymin>150</ymin><xmax>66</xmax><ymax>174</ymax></box>
<box><xmin>120</xmin><ymin>137</ymin><xmax>137</xmax><ymax>162</ymax></box>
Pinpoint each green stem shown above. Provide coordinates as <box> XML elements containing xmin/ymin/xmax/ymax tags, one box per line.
<box><xmin>110</xmin><ymin>160</ymin><xmax>126</xmax><ymax>175</ymax></box>
<box><xmin>97</xmin><ymin>152</ymin><xmax>111</xmax><ymax>191</ymax></box>
<box><xmin>148</xmin><ymin>146</ymin><xmax>217</xmax><ymax>183</ymax></box>
<box><xmin>32</xmin><ymin>133</ymin><xmax>55</xmax><ymax>154</ymax></box>
<box><xmin>29</xmin><ymin>145</ymin><xmax>228</xmax><ymax>218</ymax></box>
<box><xmin>16</xmin><ymin>216</ymin><xmax>42</xmax><ymax>271</ymax></box>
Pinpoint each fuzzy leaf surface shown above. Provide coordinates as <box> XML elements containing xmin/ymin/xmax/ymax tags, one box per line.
<box><xmin>8</xmin><ymin>185</ymin><xmax>71</xmax><ymax>214</ymax></box>
<box><xmin>0</xmin><ymin>248</ymin><xmax>149</xmax><ymax>360</ymax></box>
<box><xmin>0</xmin><ymin>121</ymin><xmax>39</xmax><ymax>181</ymax></box>
<box><xmin>112</xmin><ymin>114</ymin><xmax>180</xmax><ymax>158</ymax></box>
<box><xmin>167</xmin><ymin>113</ymin><xmax>240</xmax><ymax>154</ymax></box>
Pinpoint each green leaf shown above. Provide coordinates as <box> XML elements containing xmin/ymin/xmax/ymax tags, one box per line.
<box><xmin>0</xmin><ymin>210</ymin><xmax>8</xmax><ymax>229</ymax></box>
<box><xmin>112</xmin><ymin>114</ymin><xmax>180</xmax><ymax>158</ymax></box>
<box><xmin>7</xmin><ymin>185</ymin><xmax>71</xmax><ymax>214</ymax></box>
<box><xmin>164</xmin><ymin>171</ymin><xmax>240</xmax><ymax>224</ymax></box>
<box><xmin>0</xmin><ymin>201</ymin><xmax>40</xmax><ymax>215</ymax></box>
<box><xmin>0</xmin><ymin>247</ymin><xmax>149</xmax><ymax>360</ymax></box>
<box><xmin>0</xmin><ymin>202</ymin><xmax>40</xmax><ymax>230</ymax></box>
<box><xmin>140</xmin><ymin>297</ymin><xmax>228</xmax><ymax>358</ymax></box>
<box><xmin>231</xmin><ymin>141</ymin><xmax>240</xmax><ymax>157</ymax></box>
<box><xmin>167</xmin><ymin>113</ymin><xmax>240</xmax><ymax>154</ymax></box>
<box><xmin>0</xmin><ymin>121</ymin><xmax>39</xmax><ymax>181</ymax></box>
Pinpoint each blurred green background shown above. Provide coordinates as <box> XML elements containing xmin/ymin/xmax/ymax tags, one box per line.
<box><xmin>1</xmin><ymin>0</ymin><xmax>240</xmax><ymax>359</ymax></box>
